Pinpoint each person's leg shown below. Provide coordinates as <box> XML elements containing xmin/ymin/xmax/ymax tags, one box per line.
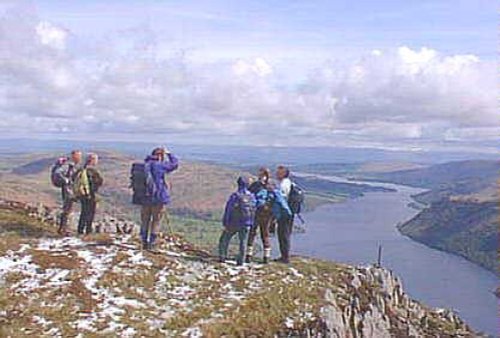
<box><xmin>260</xmin><ymin>211</ymin><xmax>272</xmax><ymax>264</ymax></box>
<box><xmin>77</xmin><ymin>198</ymin><xmax>87</xmax><ymax>235</ymax></box>
<box><xmin>245</xmin><ymin>213</ymin><xmax>259</xmax><ymax>262</ymax></box>
<box><xmin>237</xmin><ymin>227</ymin><xmax>249</xmax><ymax>266</ymax></box>
<box><xmin>140</xmin><ymin>205</ymin><xmax>152</xmax><ymax>248</ymax></box>
<box><xmin>85</xmin><ymin>198</ymin><xmax>97</xmax><ymax>235</ymax></box>
<box><xmin>277</xmin><ymin>215</ymin><xmax>291</xmax><ymax>263</ymax></box>
<box><xmin>149</xmin><ymin>204</ymin><xmax>164</xmax><ymax>248</ymax></box>
<box><xmin>58</xmin><ymin>188</ymin><xmax>73</xmax><ymax>235</ymax></box>
<box><xmin>218</xmin><ymin>229</ymin><xmax>233</xmax><ymax>262</ymax></box>
<box><xmin>282</xmin><ymin>215</ymin><xmax>293</xmax><ymax>263</ymax></box>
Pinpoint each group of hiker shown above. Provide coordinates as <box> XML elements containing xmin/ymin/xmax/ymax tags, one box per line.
<box><xmin>219</xmin><ymin>166</ymin><xmax>303</xmax><ymax>265</ymax></box>
<box><xmin>51</xmin><ymin>147</ymin><xmax>303</xmax><ymax>265</ymax></box>
<box><xmin>51</xmin><ymin>150</ymin><xmax>103</xmax><ymax>236</ymax></box>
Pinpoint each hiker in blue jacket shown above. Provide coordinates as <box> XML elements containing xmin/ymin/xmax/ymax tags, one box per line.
<box><xmin>219</xmin><ymin>176</ymin><xmax>256</xmax><ymax>266</ymax></box>
<box><xmin>245</xmin><ymin>167</ymin><xmax>274</xmax><ymax>264</ymax></box>
<box><xmin>140</xmin><ymin>147</ymin><xmax>179</xmax><ymax>250</ymax></box>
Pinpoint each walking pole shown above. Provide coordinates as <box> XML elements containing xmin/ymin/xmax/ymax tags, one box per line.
<box><xmin>376</xmin><ymin>244</ymin><xmax>383</xmax><ymax>268</ymax></box>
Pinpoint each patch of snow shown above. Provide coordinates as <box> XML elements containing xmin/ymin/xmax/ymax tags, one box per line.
<box><xmin>183</xmin><ymin>327</ymin><xmax>203</xmax><ymax>337</ymax></box>
<box><xmin>128</xmin><ymin>252</ymin><xmax>153</xmax><ymax>267</ymax></box>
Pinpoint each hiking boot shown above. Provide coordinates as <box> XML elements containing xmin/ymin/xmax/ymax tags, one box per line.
<box><xmin>263</xmin><ymin>257</ymin><xmax>269</xmax><ymax>264</ymax></box>
<box><xmin>142</xmin><ymin>242</ymin><xmax>149</xmax><ymax>250</ymax></box>
<box><xmin>245</xmin><ymin>255</ymin><xmax>252</xmax><ymax>264</ymax></box>
<box><xmin>274</xmin><ymin>257</ymin><xmax>290</xmax><ymax>264</ymax></box>
<box><xmin>219</xmin><ymin>257</ymin><xmax>226</xmax><ymax>264</ymax></box>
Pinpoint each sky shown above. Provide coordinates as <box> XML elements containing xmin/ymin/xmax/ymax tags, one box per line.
<box><xmin>0</xmin><ymin>0</ymin><xmax>497</xmax><ymax>152</ymax></box>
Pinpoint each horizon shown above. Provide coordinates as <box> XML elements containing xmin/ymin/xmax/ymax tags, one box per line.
<box><xmin>0</xmin><ymin>1</ymin><xmax>497</xmax><ymax>153</ymax></box>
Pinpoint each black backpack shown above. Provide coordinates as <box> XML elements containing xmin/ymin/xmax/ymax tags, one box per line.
<box><xmin>288</xmin><ymin>183</ymin><xmax>305</xmax><ymax>215</ymax></box>
<box><xmin>130</xmin><ymin>162</ymin><xmax>149</xmax><ymax>205</ymax></box>
<box><xmin>50</xmin><ymin>157</ymin><xmax>68</xmax><ymax>188</ymax></box>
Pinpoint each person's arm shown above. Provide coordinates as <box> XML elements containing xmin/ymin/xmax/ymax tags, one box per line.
<box><xmin>280</xmin><ymin>178</ymin><xmax>292</xmax><ymax>199</ymax></box>
<box><xmin>222</xmin><ymin>193</ymin><xmax>236</xmax><ymax>228</ymax></box>
<box><xmin>160</xmin><ymin>153</ymin><xmax>179</xmax><ymax>173</ymax></box>
<box><xmin>93</xmin><ymin>169</ymin><xmax>104</xmax><ymax>190</ymax></box>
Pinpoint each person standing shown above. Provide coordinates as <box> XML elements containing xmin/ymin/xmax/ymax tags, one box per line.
<box><xmin>76</xmin><ymin>153</ymin><xmax>103</xmax><ymax>235</ymax></box>
<box><xmin>245</xmin><ymin>167</ymin><xmax>273</xmax><ymax>264</ymax></box>
<box><xmin>140</xmin><ymin>147</ymin><xmax>179</xmax><ymax>250</ymax></box>
<box><xmin>274</xmin><ymin>165</ymin><xmax>294</xmax><ymax>264</ymax></box>
<box><xmin>55</xmin><ymin>150</ymin><xmax>82</xmax><ymax>236</ymax></box>
<box><xmin>219</xmin><ymin>176</ymin><xmax>256</xmax><ymax>266</ymax></box>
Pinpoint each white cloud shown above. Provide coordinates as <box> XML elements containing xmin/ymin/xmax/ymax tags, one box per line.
<box><xmin>36</xmin><ymin>21</ymin><xmax>68</xmax><ymax>50</ymax></box>
<box><xmin>0</xmin><ymin>8</ymin><xmax>496</xmax><ymax>152</ymax></box>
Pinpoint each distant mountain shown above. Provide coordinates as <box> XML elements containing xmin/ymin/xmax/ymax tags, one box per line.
<box><xmin>292</xmin><ymin>175</ymin><xmax>395</xmax><ymax>201</ymax></box>
<box><xmin>362</xmin><ymin>160</ymin><xmax>499</xmax><ymax>190</ymax></box>
<box><xmin>1</xmin><ymin>138</ymin><xmax>499</xmax><ymax>165</ymax></box>
<box><xmin>398</xmin><ymin>200</ymin><xmax>498</xmax><ymax>272</ymax></box>
<box><xmin>359</xmin><ymin>160</ymin><xmax>499</xmax><ymax>272</ymax></box>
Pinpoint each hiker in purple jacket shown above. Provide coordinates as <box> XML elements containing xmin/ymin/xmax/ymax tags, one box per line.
<box><xmin>218</xmin><ymin>176</ymin><xmax>256</xmax><ymax>266</ymax></box>
<box><xmin>140</xmin><ymin>147</ymin><xmax>179</xmax><ymax>250</ymax></box>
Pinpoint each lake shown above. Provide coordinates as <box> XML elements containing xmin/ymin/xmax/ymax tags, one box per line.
<box><xmin>291</xmin><ymin>175</ymin><xmax>498</xmax><ymax>336</ymax></box>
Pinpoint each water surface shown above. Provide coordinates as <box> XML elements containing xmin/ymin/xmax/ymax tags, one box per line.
<box><xmin>291</xmin><ymin>176</ymin><xmax>498</xmax><ymax>336</ymax></box>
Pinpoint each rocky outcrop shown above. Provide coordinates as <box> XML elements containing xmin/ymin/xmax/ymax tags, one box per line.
<box><xmin>0</xmin><ymin>199</ymin><xmax>138</xmax><ymax>235</ymax></box>
<box><xmin>320</xmin><ymin>267</ymin><xmax>476</xmax><ymax>337</ymax></box>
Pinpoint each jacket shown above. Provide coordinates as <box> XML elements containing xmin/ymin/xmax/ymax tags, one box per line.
<box><xmin>145</xmin><ymin>153</ymin><xmax>179</xmax><ymax>205</ymax></box>
<box><xmin>249</xmin><ymin>180</ymin><xmax>271</xmax><ymax>209</ymax></box>
<box><xmin>271</xmin><ymin>188</ymin><xmax>292</xmax><ymax>220</ymax></box>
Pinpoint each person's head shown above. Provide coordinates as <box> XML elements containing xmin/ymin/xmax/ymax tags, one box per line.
<box><xmin>151</xmin><ymin>147</ymin><xmax>166</xmax><ymax>161</ymax></box>
<box><xmin>276</xmin><ymin>165</ymin><xmax>290</xmax><ymax>180</ymax></box>
<box><xmin>86</xmin><ymin>153</ymin><xmax>98</xmax><ymax>166</ymax></box>
<box><xmin>237</xmin><ymin>176</ymin><xmax>250</xmax><ymax>190</ymax></box>
<box><xmin>258</xmin><ymin>167</ymin><xmax>271</xmax><ymax>183</ymax></box>
<box><xmin>70</xmin><ymin>150</ymin><xmax>82</xmax><ymax>164</ymax></box>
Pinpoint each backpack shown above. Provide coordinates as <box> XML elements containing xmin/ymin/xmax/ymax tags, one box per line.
<box><xmin>130</xmin><ymin>162</ymin><xmax>149</xmax><ymax>205</ymax></box>
<box><xmin>50</xmin><ymin>157</ymin><xmax>68</xmax><ymax>188</ymax></box>
<box><xmin>232</xmin><ymin>192</ymin><xmax>256</xmax><ymax>226</ymax></box>
<box><xmin>288</xmin><ymin>183</ymin><xmax>305</xmax><ymax>215</ymax></box>
<box><xmin>73</xmin><ymin>168</ymin><xmax>91</xmax><ymax>198</ymax></box>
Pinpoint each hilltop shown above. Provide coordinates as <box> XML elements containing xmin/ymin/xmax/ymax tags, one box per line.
<box><xmin>0</xmin><ymin>200</ymin><xmax>480</xmax><ymax>337</ymax></box>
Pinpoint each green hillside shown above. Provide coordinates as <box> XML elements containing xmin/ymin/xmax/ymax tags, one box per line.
<box><xmin>398</xmin><ymin>200</ymin><xmax>498</xmax><ymax>272</ymax></box>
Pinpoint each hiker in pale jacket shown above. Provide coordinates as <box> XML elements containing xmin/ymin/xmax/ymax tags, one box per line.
<box><xmin>274</xmin><ymin>165</ymin><xmax>294</xmax><ymax>264</ymax></box>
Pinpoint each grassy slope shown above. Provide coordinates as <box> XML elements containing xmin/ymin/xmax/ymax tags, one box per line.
<box><xmin>0</xmin><ymin>203</ymin><xmax>479</xmax><ymax>337</ymax></box>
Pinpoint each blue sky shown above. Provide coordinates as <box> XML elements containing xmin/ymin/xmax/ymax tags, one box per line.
<box><xmin>35</xmin><ymin>0</ymin><xmax>496</xmax><ymax>60</ymax></box>
<box><xmin>0</xmin><ymin>0</ymin><xmax>497</xmax><ymax>152</ymax></box>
